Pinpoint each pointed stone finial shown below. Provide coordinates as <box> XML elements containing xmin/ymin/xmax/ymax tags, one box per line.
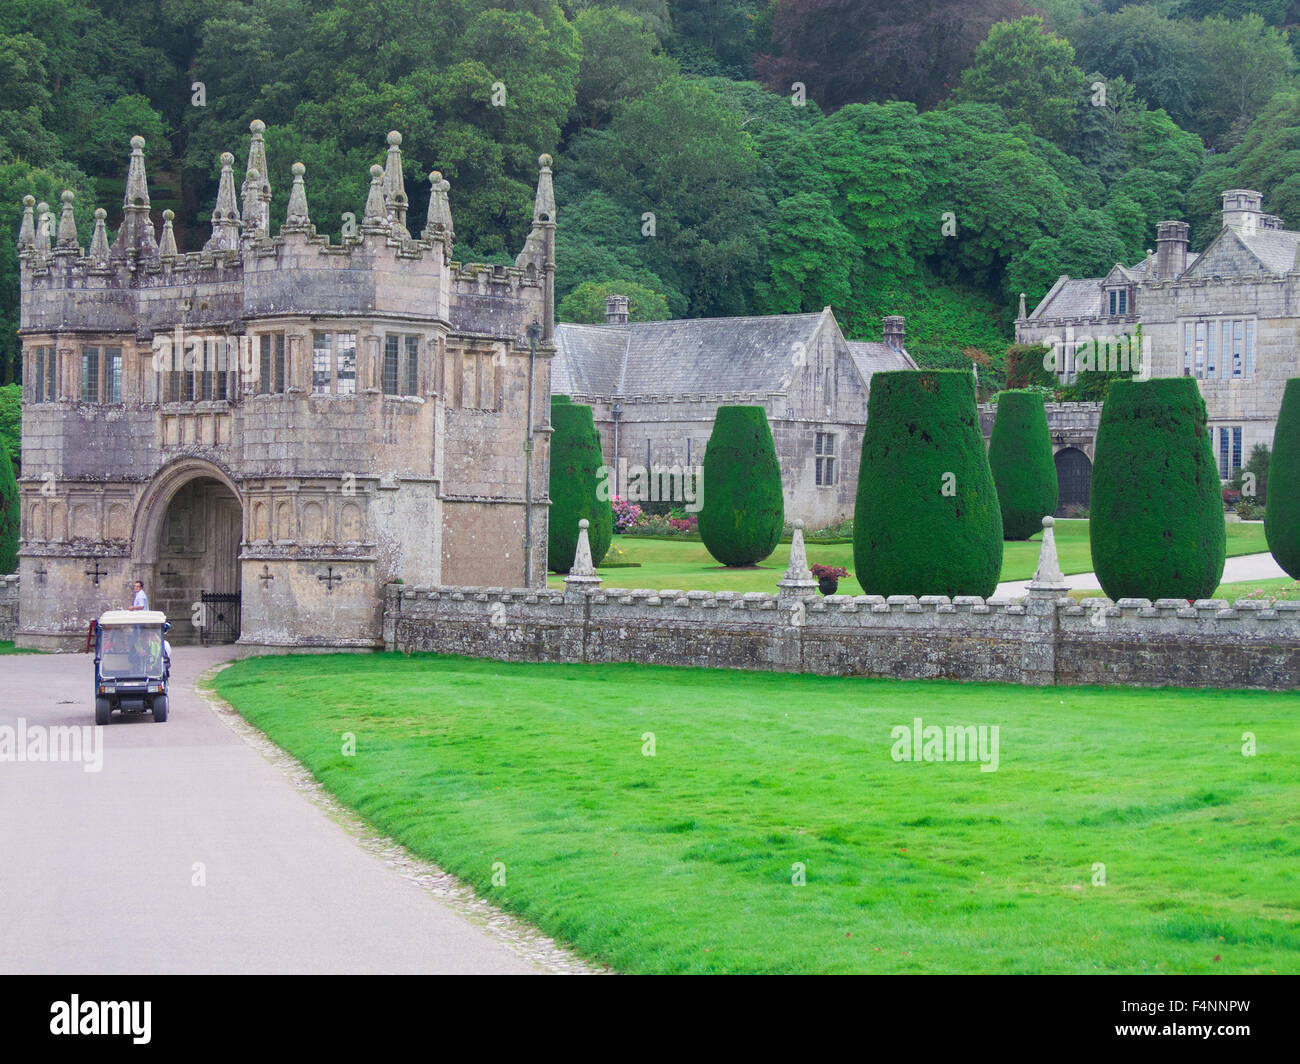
<box><xmin>533</xmin><ymin>153</ymin><xmax>555</xmax><ymax>225</ymax></box>
<box><xmin>124</xmin><ymin>135</ymin><xmax>150</xmax><ymax>209</ymax></box>
<box><xmin>246</xmin><ymin>118</ymin><xmax>270</xmax><ymax>222</ymax></box>
<box><xmin>205</xmin><ymin>151</ymin><xmax>241</xmax><ymax>252</ymax></box>
<box><xmin>422</xmin><ymin>170</ymin><xmax>453</xmax><ymax>245</ymax></box>
<box><xmin>55</xmin><ymin>190</ymin><xmax>79</xmax><ymax>251</ymax></box>
<box><xmin>159</xmin><ymin>209</ymin><xmax>178</xmax><ymax>257</ymax></box>
<box><xmin>1145</xmin><ymin>247</ymin><xmax>1155</xmax><ymax>276</ymax></box>
<box><xmin>778</xmin><ymin>519</ymin><xmax>819</xmax><ymax>602</ymax></box>
<box><xmin>241</xmin><ymin>167</ymin><xmax>266</xmax><ymax>238</ymax></box>
<box><xmin>1027</xmin><ymin>516</ymin><xmax>1068</xmax><ymax>597</ymax></box>
<box><xmin>17</xmin><ymin>194</ymin><xmax>35</xmax><ymax>249</ymax></box>
<box><xmin>1017</xmin><ymin>291</ymin><xmax>1027</xmax><ymax>320</ymax></box>
<box><xmin>89</xmin><ymin>208</ymin><xmax>109</xmax><ymax>261</ymax></box>
<box><xmin>33</xmin><ymin>202</ymin><xmax>51</xmax><ymax>255</ymax></box>
<box><xmin>283</xmin><ymin>161</ymin><xmax>311</xmax><ymax>230</ymax></box>
<box><xmin>361</xmin><ymin>163</ymin><xmax>388</xmax><ymax>231</ymax></box>
<box><xmin>564</xmin><ymin>519</ymin><xmax>603</xmax><ymax>592</ymax></box>
<box><xmin>382</xmin><ymin>130</ymin><xmax>409</xmax><ymax>232</ymax></box>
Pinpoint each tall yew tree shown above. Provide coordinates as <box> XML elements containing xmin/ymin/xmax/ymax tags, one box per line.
<box><xmin>1265</xmin><ymin>378</ymin><xmax>1300</xmax><ymax>579</ymax></box>
<box><xmin>854</xmin><ymin>370</ymin><xmax>1003</xmax><ymax>597</ymax></box>
<box><xmin>1090</xmin><ymin>378</ymin><xmax>1225</xmax><ymax>600</ymax></box>
<box><xmin>698</xmin><ymin>406</ymin><xmax>785</xmax><ymax>567</ymax></box>
<box><xmin>988</xmin><ymin>390</ymin><xmax>1058</xmax><ymax>540</ymax></box>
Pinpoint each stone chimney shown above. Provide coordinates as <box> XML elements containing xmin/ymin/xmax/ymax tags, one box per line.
<box><xmin>605</xmin><ymin>294</ymin><xmax>629</xmax><ymax>325</ymax></box>
<box><xmin>1155</xmin><ymin>221</ymin><xmax>1189</xmax><ymax>280</ymax></box>
<box><xmin>1221</xmin><ymin>189</ymin><xmax>1263</xmax><ymax>232</ymax></box>
<box><xmin>882</xmin><ymin>315</ymin><xmax>905</xmax><ymax>351</ymax></box>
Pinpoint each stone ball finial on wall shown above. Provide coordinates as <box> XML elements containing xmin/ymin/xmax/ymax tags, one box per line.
<box><xmin>131</xmin><ymin>135</ymin><xmax>146</xmax><ymax>150</ymax></box>
<box><xmin>539</xmin><ymin>154</ymin><xmax>552</xmax><ymax>168</ymax></box>
<box><xmin>388</xmin><ymin>130</ymin><xmax>402</xmax><ymax>146</ymax></box>
<box><xmin>250</xmin><ymin>118</ymin><xmax>266</xmax><ymax>134</ymax></box>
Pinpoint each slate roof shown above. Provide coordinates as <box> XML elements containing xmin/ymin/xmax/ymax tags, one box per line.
<box><xmin>846</xmin><ymin>340</ymin><xmax>917</xmax><ymax>379</ymax></box>
<box><xmin>1029</xmin><ymin>252</ymin><xmax>1203</xmax><ymax>320</ymax></box>
<box><xmin>1238</xmin><ymin>228</ymin><xmax>1300</xmax><ymax>274</ymax></box>
<box><xmin>553</xmin><ymin>313</ymin><xmax>827</xmax><ymax>398</ymax></box>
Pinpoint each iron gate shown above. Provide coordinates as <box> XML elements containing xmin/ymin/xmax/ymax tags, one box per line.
<box><xmin>199</xmin><ymin>591</ymin><xmax>241</xmax><ymax>645</ymax></box>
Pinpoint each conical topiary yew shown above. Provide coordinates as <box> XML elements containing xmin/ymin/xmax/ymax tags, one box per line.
<box><xmin>1090</xmin><ymin>377</ymin><xmax>1225</xmax><ymax>600</ymax></box>
<box><xmin>1265</xmin><ymin>377</ymin><xmax>1300</xmax><ymax>578</ymax></box>
<box><xmin>698</xmin><ymin>405</ymin><xmax>785</xmax><ymax>567</ymax></box>
<box><xmin>547</xmin><ymin>399</ymin><xmax>613</xmax><ymax>573</ymax></box>
<box><xmin>854</xmin><ymin>369</ymin><xmax>1003</xmax><ymax>597</ymax></box>
<box><xmin>989</xmin><ymin>389</ymin><xmax>1058</xmax><ymax>540</ymax></box>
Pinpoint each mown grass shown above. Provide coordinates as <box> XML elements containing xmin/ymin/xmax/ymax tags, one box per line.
<box><xmin>547</xmin><ymin>520</ymin><xmax>1271</xmax><ymax>593</ymax></box>
<box><xmin>0</xmin><ymin>641</ymin><xmax>40</xmax><ymax>654</ymax></box>
<box><xmin>211</xmin><ymin>653</ymin><xmax>1300</xmax><ymax>974</ymax></box>
<box><xmin>1075</xmin><ymin>577</ymin><xmax>1300</xmax><ymax>603</ymax></box>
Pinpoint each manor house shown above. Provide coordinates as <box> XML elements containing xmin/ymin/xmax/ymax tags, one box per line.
<box><xmin>552</xmin><ymin>301</ymin><xmax>916</xmax><ymax>526</ymax></box>
<box><xmin>1017</xmin><ymin>189</ymin><xmax>1300</xmax><ymax>482</ymax></box>
<box><xmin>15</xmin><ymin>122</ymin><xmax>555</xmax><ymax>650</ymax></box>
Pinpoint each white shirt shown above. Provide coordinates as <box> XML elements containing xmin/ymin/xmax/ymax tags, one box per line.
<box><xmin>132</xmin><ymin>589</ymin><xmax>148</xmax><ymax>610</ymax></box>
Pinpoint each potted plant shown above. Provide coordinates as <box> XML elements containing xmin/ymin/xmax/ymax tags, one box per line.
<box><xmin>810</xmin><ymin>563</ymin><xmax>848</xmax><ymax>595</ymax></box>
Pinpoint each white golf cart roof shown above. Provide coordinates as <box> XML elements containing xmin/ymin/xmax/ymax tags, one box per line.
<box><xmin>98</xmin><ymin>610</ymin><xmax>169</xmax><ymax>627</ymax></box>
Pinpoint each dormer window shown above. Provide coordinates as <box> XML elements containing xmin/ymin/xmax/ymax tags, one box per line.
<box><xmin>1106</xmin><ymin>287</ymin><xmax>1131</xmax><ymax>316</ymax></box>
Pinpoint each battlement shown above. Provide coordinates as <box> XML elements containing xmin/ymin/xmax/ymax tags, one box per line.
<box><xmin>17</xmin><ymin>124</ymin><xmax>556</xmax><ymax>340</ymax></box>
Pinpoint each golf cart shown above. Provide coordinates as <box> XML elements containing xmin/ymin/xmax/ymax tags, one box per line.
<box><xmin>93</xmin><ymin>610</ymin><xmax>171</xmax><ymax>725</ymax></box>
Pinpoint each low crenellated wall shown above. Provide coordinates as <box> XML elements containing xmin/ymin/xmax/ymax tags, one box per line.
<box><xmin>383</xmin><ymin>584</ymin><xmax>1300</xmax><ymax>690</ymax></box>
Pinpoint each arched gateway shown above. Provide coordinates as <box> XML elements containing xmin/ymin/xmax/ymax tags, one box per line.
<box><xmin>131</xmin><ymin>459</ymin><xmax>243</xmax><ymax>644</ymax></box>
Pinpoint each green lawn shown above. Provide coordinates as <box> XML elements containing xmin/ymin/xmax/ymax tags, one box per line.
<box><xmin>211</xmin><ymin>653</ymin><xmax>1300</xmax><ymax>974</ymax></box>
<box><xmin>1076</xmin><ymin>577</ymin><xmax>1300</xmax><ymax>602</ymax></box>
<box><xmin>548</xmin><ymin>520</ymin><xmax>1271</xmax><ymax>593</ymax></box>
<box><xmin>0</xmin><ymin>641</ymin><xmax>39</xmax><ymax>654</ymax></box>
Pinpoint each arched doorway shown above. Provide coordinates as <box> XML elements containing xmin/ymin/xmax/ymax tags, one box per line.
<box><xmin>1054</xmin><ymin>447</ymin><xmax>1092</xmax><ymax>516</ymax></box>
<box><xmin>132</xmin><ymin>461</ymin><xmax>243</xmax><ymax>644</ymax></box>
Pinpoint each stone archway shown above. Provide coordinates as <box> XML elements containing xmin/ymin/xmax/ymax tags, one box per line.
<box><xmin>131</xmin><ymin>459</ymin><xmax>244</xmax><ymax>643</ymax></box>
<box><xmin>1054</xmin><ymin>447</ymin><xmax>1092</xmax><ymax>516</ymax></box>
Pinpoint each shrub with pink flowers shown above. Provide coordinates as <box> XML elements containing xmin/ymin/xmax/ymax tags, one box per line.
<box><xmin>612</xmin><ymin>497</ymin><xmax>642</xmax><ymax>533</ymax></box>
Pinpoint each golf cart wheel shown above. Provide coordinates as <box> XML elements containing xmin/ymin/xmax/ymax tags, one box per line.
<box><xmin>152</xmin><ymin>695</ymin><xmax>168</xmax><ymax>723</ymax></box>
<box><xmin>95</xmin><ymin>698</ymin><xmax>111</xmax><ymax>726</ymax></box>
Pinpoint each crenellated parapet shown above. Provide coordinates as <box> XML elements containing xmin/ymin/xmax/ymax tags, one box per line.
<box><xmin>16</xmin><ymin>123</ymin><xmax>556</xmax><ymax>341</ymax></box>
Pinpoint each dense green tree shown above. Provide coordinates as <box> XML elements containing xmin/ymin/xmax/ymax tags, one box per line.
<box><xmin>1265</xmin><ymin>379</ymin><xmax>1300</xmax><ymax>577</ymax></box>
<box><xmin>854</xmin><ymin>369</ymin><xmax>1004</xmax><ymax>597</ymax></box>
<box><xmin>1090</xmin><ymin>378</ymin><xmax>1226</xmax><ymax>600</ymax></box>
<box><xmin>572</xmin><ymin>6</ymin><xmax>674</xmax><ymax>129</ymax></box>
<box><xmin>0</xmin><ymin>439</ymin><xmax>18</xmax><ymax>575</ymax></box>
<box><xmin>697</xmin><ymin>406</ymin><xmax>784</xmax><ymax>568</ymax></box>
<box><xmin>548</xmin><ymin>399</ymin><xmax>613</xmax><ymax>572</ymax></box>
<box><xmin>1230</xmin><ymin>443</ymin><xmax>1271</xmax><ymax>505</ymax></box>
<box><xmin>0</xmin><ymin>383</ymin><xmax>19</xmax><ymax>474</ymax></box>
<box><xmin>754</xmin><ymin>193</ymin><xmax>855</xmax><ymax>314</ymax></box>
<box><xmin>988</xmin><ymin>390</ymin><xmax>1058</xmax><ymax>539</ymax></box>
<box><xmin>558</xmin><ymin>280</ymin><xmax>671</xmax><ymax>322</ymax></box>
<box><xmin>756</xmin><ymin>0</ymin><xmax>1031</xmax><ymax>111</ymax></box>
<box><xmin>950</xmin><ymin>16</ymin><xmax>1087</xmax><ymax>147</ymax></box>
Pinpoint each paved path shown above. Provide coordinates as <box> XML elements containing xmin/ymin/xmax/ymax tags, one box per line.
<box><xmin>0</xmin><ymin>646</ymin><xmax>541</xmax><ymax>974</ymax></box>
<box><xmin>994</xmin><ymin>550</ymin><xmax>1289</xmax><ymax>598</ymax></box>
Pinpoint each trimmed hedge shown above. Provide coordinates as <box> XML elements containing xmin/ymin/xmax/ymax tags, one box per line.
<box><xmin>0</xmin><ymin>443</ymin><xmax>16</xmax><ymax>574</ymax></box>
<box><xmin>1090</xmin><ymin>377</ymin><xmax>1225</xmax><ymax>600</ymax></box>
<box><xmin>697</xmin><ymin>405</ymin><xmax>785</xmax><ymax>567</ymax></box>
<box><xmin>547</xmin><ymin>399</ymin><xmax>613</xmax><ymax>573</ymax></box>
<box><xmin>989</xmin><ymin>389</ymin><xmax>1058</xmax><ymax>540</ymax></box>
<box><xmin>854</xmin><ymin>369</ymin><xmax>1003</xmax><ymax>597</ymax></box>
<box><xmin>1266</xmin><ymin>378</ymin><xmax>1300</xmax><ymax>578</ymax></box>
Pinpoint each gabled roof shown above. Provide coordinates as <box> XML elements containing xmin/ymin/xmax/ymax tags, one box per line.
<box><xmin>553</xmin><ymin>312</ymin><xmax>828</xmax><ymax>398</ymax></box>
<box><xmin>1029</xmin><ymin>277</ymin><xmax>1102</xmax><ymax>320</ymax></box>
<box><xmin>846</xmin><ymin>340</ymin><xmax>917</xmax><ymax>379</ymax></box>
<box><xmin>1239</xmin><ymin>227</ymin><xmax>1300</xmax><ymax>274</ymax></box>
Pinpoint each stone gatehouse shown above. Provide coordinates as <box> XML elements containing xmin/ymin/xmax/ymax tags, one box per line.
<box><xmin>14</xmin><ymin>122</ymin><xmax>555</xmax><ymax>651</ymax></box>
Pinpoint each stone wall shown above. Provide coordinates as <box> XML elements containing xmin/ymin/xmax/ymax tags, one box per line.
<box><xmin>383</xmin><ymin>584</ymin><xmax>1300</xmax><ymax>691</ymax></box>
<box><xmin>0</xmin><ymin>576</ymin><xmax>18</xmax><ymax>642</ymax></box>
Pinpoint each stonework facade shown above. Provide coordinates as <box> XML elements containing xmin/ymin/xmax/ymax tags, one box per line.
<box><xmin>15</xmin><ymin>123</ymin><xmax>556</xmax><ymax>650</ymax></box>
<box><xmin>552</xmin><ymin>305</ymin><xmax>915</xmax><ymax>527</ymax></box>
<box><xmin>1016</xmin><ymin>189</ymin><xmax>1300</xmax><ymax>481</ymax></box>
